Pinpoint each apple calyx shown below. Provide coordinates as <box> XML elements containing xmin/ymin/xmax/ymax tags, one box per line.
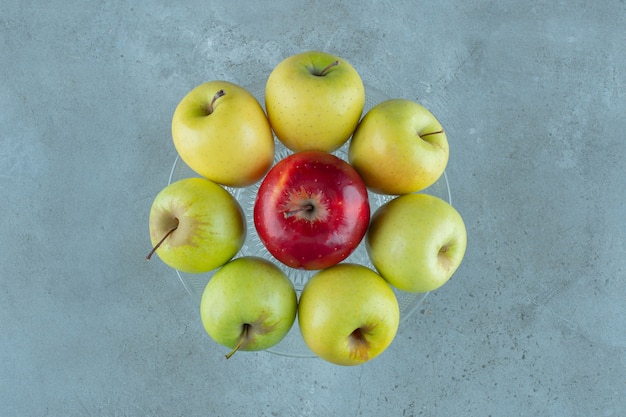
<box><xmin>281</xmin><ymin>186</ymin><xmax>329</xmax><ymax>223</ymax></box>
<box><xmin>146</xmin><ymin>219</ymin><xmax>179</xmax><ymax>261</ymax></box>
<box><xmin>438</xmin><ymin>243</ymin><xmax>454</xmax><ymax>270</ymax></box>
<box><xmin>225</xmin><ymin>323</ymin><xmax>251</xmax><ymax>359</ymax></box>
<box><xmin>205</xmin><ymin>89</ymin><xmax>226</xmax><ymax>115</ymax></box>
<box><xmin>313</xmin><ymin>60</ymin><xmax>340</xmax><ymax>77</ymax></box>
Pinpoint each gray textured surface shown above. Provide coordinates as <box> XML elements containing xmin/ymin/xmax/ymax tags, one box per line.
<box><xmin>2</xmin><ymin>1</ymin><xmax>625</xmax><ymax>416</ymax></box>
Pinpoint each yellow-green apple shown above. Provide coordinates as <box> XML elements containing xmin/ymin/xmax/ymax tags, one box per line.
<box><xmin>298</xmin><ymin>263</ymin><xmax>400</xmax><ymax>366</ymax></box>
<box><xmin>200</xmin><ymin>256</ymin><xmax>298</xmax><ymax>358</ymax></box>
<box><xmin>349</xmin><ymin>99</ymin><xmax>449</xmax><ymax>195</ymax></box>
<box><xmin>172</xmin><ymin>81</ymin><xmax>274</xmax><ymax>187</ymax></box>
<box><xmin>366</xmin><ymin>193</ymin><xmax>467</xmax><ymax>293</ymax></box>
<box><xmin>147</xmin><ymin>177</ymin><xmax>246</xmax><ymax>274</ymax></box>
<box><xmin>265</xmin><ymin>51</ymin><xmax>365</xmax><ymax>152</ymax></box>
<box><xmin>254</xmin><ymin>151</ymin><xmax>370</xmax><ymax>270</ymax></box>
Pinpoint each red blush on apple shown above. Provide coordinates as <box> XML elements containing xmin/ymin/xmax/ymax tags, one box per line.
<box><xmin>254</xmin><ymin>151</ymin><xmax>370</xmax><ymax>270</ymax></box>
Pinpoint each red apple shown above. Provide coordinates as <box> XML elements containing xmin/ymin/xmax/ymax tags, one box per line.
<box><xmin>254</xmin><ymin>151</ymin><xmax>370</xmax><ymax>270</ymax></box>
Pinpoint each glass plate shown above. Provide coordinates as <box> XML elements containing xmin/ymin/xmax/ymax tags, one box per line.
<box><xmin>168</xmin><ymin>83</ymin><xmax>451</xmax><ymax>358</ymax></box>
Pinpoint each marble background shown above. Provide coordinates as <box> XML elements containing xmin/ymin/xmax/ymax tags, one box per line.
<box><xmin>1</xmin><ymin>1</ymin><xmax>624</xmax><ymax>415</ymax></box>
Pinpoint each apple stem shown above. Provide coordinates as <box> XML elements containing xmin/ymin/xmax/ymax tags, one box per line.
<box><xmin>225</xmin><ymin>323</ymin><xmax>250</xmax><ymax>359</ymax></box>
<box><xmin>348</xmin><ymin>328</ymin><xmax>370</xmax><ymax>361</ymax></box>
<box><xmin>146</xmin><ymin>222</ymin><xmax>179</xmax><ymax>261</ymax></box>
<box><xmin>420</xmin><ymin>129</ymin><xmax>444</xmax><ymax>138</ymax></box>
<box><xmin>283</xmin><ymin>204</ymin><xmax>315</xmax><ymax>219</ymax></box>
<box><xmin>317</xmin><ymin>60</ymin><xmax>340</xmax><ymax>76</ymax></box>
<box><xmin>207</xmin><ymin>89</ymin><xmax>226</xmax><ymax>114</ymax></box>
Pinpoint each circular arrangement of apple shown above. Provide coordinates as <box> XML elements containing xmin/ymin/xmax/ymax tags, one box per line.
<box><xmin>147</xmin><ymin>51</ymin><xmax>467</xmax><ymax>366</ymax></box>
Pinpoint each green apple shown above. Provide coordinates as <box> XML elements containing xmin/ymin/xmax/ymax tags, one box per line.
<box><xmin>366</xmin><ymin>193</ymin><xmax>467</xmax><ymax>293</ymax></box>
<box><xmin>348</xmin><ymin>99</ymin><xmax>449</xmax><ymax>195</ymax></box>
<box><xmin>147</xmin><ymin>177</ymin><xmax>246</xmax><ymax>274</ymax></box>
<box><xmin>298</xmin><ymin>263</ymin><xmax>400</xmax><ymax>366</ymax></box>
<box><xmin>265</xmin><ymin>51</ymin><xmax>365</xmax><ymax>152</ymax></box>
<box><xmin>200</xmin><ymin>256</ymin><xmax>298</xmax><ymax>358</ymax></box>
<box><xmin>172</xmin><ymin>80</ymin><xmax>275</xmax><ymax>187</ymax></box>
